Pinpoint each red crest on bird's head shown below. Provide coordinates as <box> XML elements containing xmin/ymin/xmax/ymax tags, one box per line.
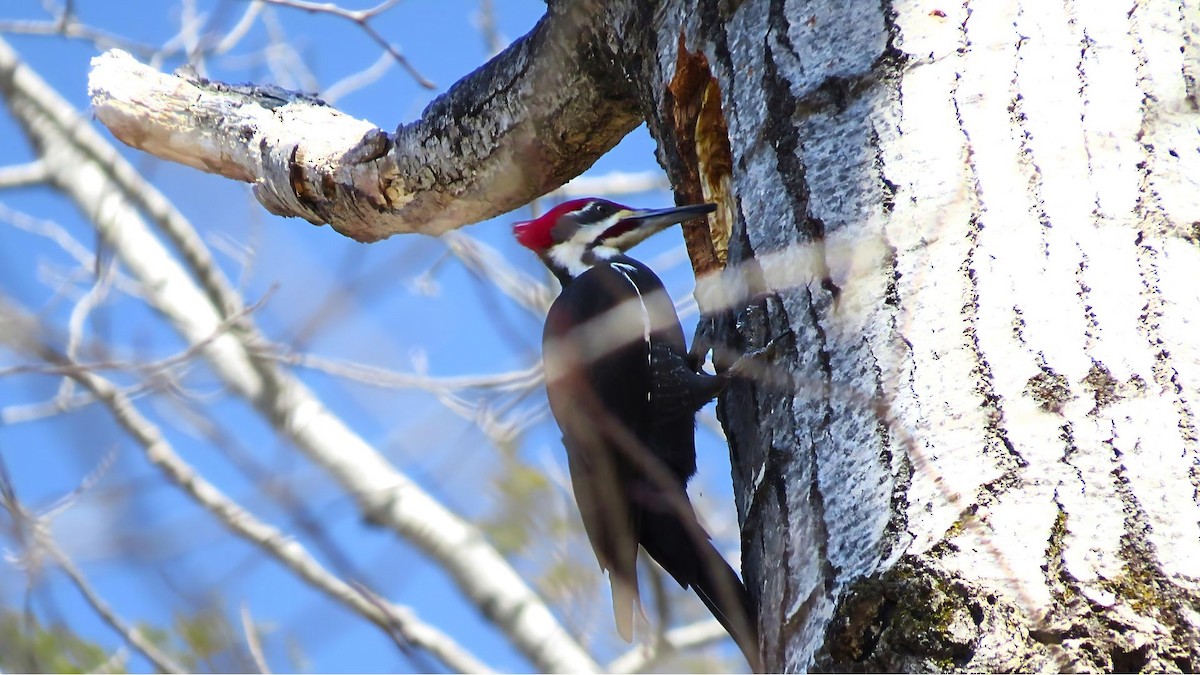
<box><xmin>513</xmin><ymin>198</ymin><xmax>631</xmax><ymax>253</ymax></box>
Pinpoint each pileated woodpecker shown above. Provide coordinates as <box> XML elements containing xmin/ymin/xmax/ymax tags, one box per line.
<box><xmin>514</xmin><ymin>198</ymin><xmax>760</xmax><ymax>669</ymax></box>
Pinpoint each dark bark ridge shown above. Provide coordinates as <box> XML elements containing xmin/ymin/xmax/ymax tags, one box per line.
<box><xmin>633</xmin><ymin>0</ymin><xmax>906</xmax><ymax>670</ymax></box>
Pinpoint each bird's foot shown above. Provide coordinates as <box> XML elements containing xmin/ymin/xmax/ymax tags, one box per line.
<box><xmin>688</xmin><ymin>312</ymin><xmax>721</xmax><ymax>373</ymax></box>
<box><xmin>724</xmin><ymin>333</ymin><xmax>786</xmax><ymax>382</ymax></box>
<box><xmin>693</xmin><ymin>291</ymin><xmax>786</xmax><ymax>378</ymax></box>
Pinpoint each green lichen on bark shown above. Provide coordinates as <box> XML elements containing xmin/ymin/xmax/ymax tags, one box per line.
<box><xmin>811</xmin><ymin>557</ymin><xmax>1036</xmax><ymax>673</ymax></box>
<box><xmin>1042</xmin><ymin>508</ymin><xmax>1077</xmax><ymax>604</ymax></box>
<box><xmin>1092</xmin><ymin>528</ymin><xmax>1200</xmax><ymax>672</ymax></box>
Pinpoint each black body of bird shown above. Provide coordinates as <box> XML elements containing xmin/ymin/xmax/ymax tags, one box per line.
<box><xmin>514</xmin><ymin>198</ymin><xmax>760</xmax><ymax>670</ymax></box>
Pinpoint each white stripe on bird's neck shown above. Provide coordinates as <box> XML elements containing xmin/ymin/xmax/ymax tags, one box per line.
<box><xmin>608</xmin><ymin>261</ymin><xmax>654</xmax><ymax>403</ymax></box>
<box><xmin>548</xmin><ymin>242</ymin><xmax>621</xmax><ymax>278</ymax></box>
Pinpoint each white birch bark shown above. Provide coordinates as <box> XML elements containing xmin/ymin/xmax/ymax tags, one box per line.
<box><xmin>644</xmin><ymin>0</ymin><xmax>1200</xmax><ymax>670</ymax></box>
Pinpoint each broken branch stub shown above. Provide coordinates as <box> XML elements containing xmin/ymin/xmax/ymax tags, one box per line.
<box><xmin>87</xmin><ymin>7</ymin><xmax>641</xmax><ymax>242</ymax></box>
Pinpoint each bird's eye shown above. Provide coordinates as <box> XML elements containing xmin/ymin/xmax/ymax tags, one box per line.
<box><xmin>589</xmin><ymin>202</ymin><xmax>612</xmax><ymax>217</ymax></box>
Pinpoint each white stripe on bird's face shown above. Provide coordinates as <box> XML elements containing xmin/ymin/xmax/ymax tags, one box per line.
<box><xmin>547</xmin><ymin>209</ymin><xmax>633</xmax><ymax>278</ymax></box>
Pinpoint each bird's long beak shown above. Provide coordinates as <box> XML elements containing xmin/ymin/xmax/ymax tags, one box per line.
<box><xmin>599</xmin><ymin>203</ymin><xmax>717</xmax><ymax>252</ymax></box>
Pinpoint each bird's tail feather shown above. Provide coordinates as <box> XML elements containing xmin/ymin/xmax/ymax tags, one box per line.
<box><xmin>689</xmin><ymin>541</ymin><xmax>762</xmax><ymax>672</ymax></box>
<box><xmin>610</xmin><ymin>573</ymin><xmax>637</xmax><ymax>642</ymax></box>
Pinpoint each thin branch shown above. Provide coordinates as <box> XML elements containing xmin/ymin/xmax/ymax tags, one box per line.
<box><xmin>40</xmin><ymin>450</ymin><xmax>118</xmax><ymax>522</ymax></box>
<box><xmin>263</xmin><ymin>345</ymin><xmax>543</xmax><ymax>393</ymax></box>
<box><xmin>548</xmin><ymin>170</ymin><xmax>671</xmax><ymax>199</ymax></box>
<box><xmin>261</xmin><ymin>343</ymin><xmax>545</xmax><ymax>441</ymax></box>
<box><xmin>213</xmin><ymin>1</ymin><xmax>265</xmax><ymax>54</ymax></box>
<box><xmin>1</xmin><ymin>390</ymin><xmax>101</xmax><ymax>425</ymax></box>
<box><xmin>0</xmin><ymin>18</ymin><xmax>159</xmax><ymax>58</ymax></box>
<box><xmin>154</xmin><ymin>0</ymin><xmax>210</xmax><ymax>77</ymax></box>
<box><xmin>147</xmin><ymin>0</ymin><xmax>265</xmax><ymax>71</ymax></box>
<box><xmin>57</xmin><ymin>249</ymin><xmax>117</xmax><ymax>402</ymax></box>
<box><xmin>322</xmin><ymin>50</ymin><xmax>394</xmax><ymax>104</ymax></box>
<box><xmin>0</xmin><ymin>160</ymin><xmax>50</xmax><ymax>188</ymax></box>
<box><xmin>0</xmin><ymin>290</ymin><xmax>273</xmax><ymax>381</ymax></box>
<box><xmin>472</xmin><ymin>0</ymin><xmax>504</xmax><ymax>56</ymax></box>
<box><xmin>0</xmin><ymin>204</ymin><xmax>116</xmax><ymax>278</ymax></box>
<box><xmin>44</xmin><ymin>540</ymin><xmax>187</xmax><ymax>674</ymax></box>
<box><xmin>0</xmin><ymin>455</ymin><xmax>185</xmax><ymax>673</ymax></box>
<box><xmin>607</xmin><ymin>620</ymin><xmax>731</xmax><ymax>673</ymax></box>
<box><xmin>257</xmin><ymin>6</ymin><xmax>320</xmax><ymax>92</ymax></box>
<box><xmin>255</xmin><ymin>0</ymin><xmax>434</xmax><ymax>89</ymax></box>
<box><xmin>240</xmin><ymin>602</ymin><xmax>271</xmax><ymax>674</ymax></box>
<box><xmin>442</xmin><ymin>230</ymin><xmax>556</xmax><ymax>315</ymax></box>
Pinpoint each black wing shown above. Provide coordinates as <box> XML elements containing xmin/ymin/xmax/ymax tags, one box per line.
<box><xmin>542</xmin><ymin>257</ymin><xmax>686</xmax><ymax>636</ymax></box>
<box><xmin>542</xmin><ymin>256</ymin><xmax>753</xmax><ymax>652</ymax></box>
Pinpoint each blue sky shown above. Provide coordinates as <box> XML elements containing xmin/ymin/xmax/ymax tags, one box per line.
<box><xmin>0</xmin><ymin>2</ymin><xmax>741</xmax><ymax>671</ymax></box>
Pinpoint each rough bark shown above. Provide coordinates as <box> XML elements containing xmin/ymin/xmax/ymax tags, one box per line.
<box><xmin>84</xmin><ymin>0</ymin><xmax>1200</xmax><ymax>672</ymax></box>
<box><xmin>628</xmin><ymin>0</ymin><xmax>1200</xmax><ymax>671</ymax></box>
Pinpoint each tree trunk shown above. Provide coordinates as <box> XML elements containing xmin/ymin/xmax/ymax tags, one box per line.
<box><xmin>625</xmin><ymin>0</ymin><xmax>1200</xmax><ymax>671</ymax></box>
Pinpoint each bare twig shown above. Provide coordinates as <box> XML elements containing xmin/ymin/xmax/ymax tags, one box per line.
<box><xmin>0</xmin><ymin>291</ymin><xmax>274</xmax><ymax>381</ymax></box>
<box><xmin>322</xmin><ymin>50</ymin><xmax>394</xmax><ymax>104</ymax></box>
<box><xmin>213</xmin><ymin>1</ymin><xmax>265</xmax><ymax>54</ymax></box>
<box><xmin>262</xmin><ymin>345</ymin><xmax>543</xmax><ymax>393</ymax></box>
<box><xmin>155</xmin><ymin>0</ymin><xmax>209</xmax><ymax>76</ymax></box>
<box><xmin>0</xmin><ymin>18</ymin><xmax>158</xmax><ymax>58</ymax></box>
<box><xmin>257</xmin><ymin>7</ymin><xmax>319</xmax><ymax>92</ymax></box>
<box><xmin>258</xmin><ymin>344</ymin><xmax>545</xmax><ymax>440</ymax></box>
<box><xmin>0</xmin><ymin>455</ymin><xmax>186</xmax><ymax>673</ymax></box>
<box><xmin>240</xmin><ymin>602</ymin><xmax>271</xmax><ymax>674</ymax></box>
<box><xmin>442</xmin><ymin>231</ymin><xmax>556</xmax><ymax>315</ymax></box>
<box><xmin>548</xmin><ymin>171</ymin><xmax>671</xmax><ymax>200</ymax></box>
<box><xmin>0</xmin><ymin>204</ymin><xmax>113</xmax><ymax>276</ymax></box>
<box><xmin>472</xmin><ymin>0</ymin><xmax>504</xmax><ymax>56</ymax></box>
<box><xmin>255</xmin><ymin>0</ymin><xmax>434</xmax><ymax>88</ymax></box>
<box><xmin>56</xmin><ymin>248</ymin><xmax>117</xmax><ymax>403</ymax></box>
<box><xmin>607</xmin><ymin>620</ymin><xmax>730</xmax><ymax>673</ymax></box>
<box><xmin>1</xmin><ymin>390</ymin><xmax>101</xmax><ymax>424</ymax></box>
<box><xmin>40</xmin><ymin>450</ymin><xmax>118</xmax><ymax>521</ymax></box>
<box><xmin>45</xmin><ymin>541</ymin><xmax>187</xmax><ymax>674</ymax></box>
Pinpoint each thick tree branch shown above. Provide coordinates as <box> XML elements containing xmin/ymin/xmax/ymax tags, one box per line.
<box><xmin>86</xmin><ymin>4</ymin><xmax>641</xmax><ymax>242</ymax></box>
